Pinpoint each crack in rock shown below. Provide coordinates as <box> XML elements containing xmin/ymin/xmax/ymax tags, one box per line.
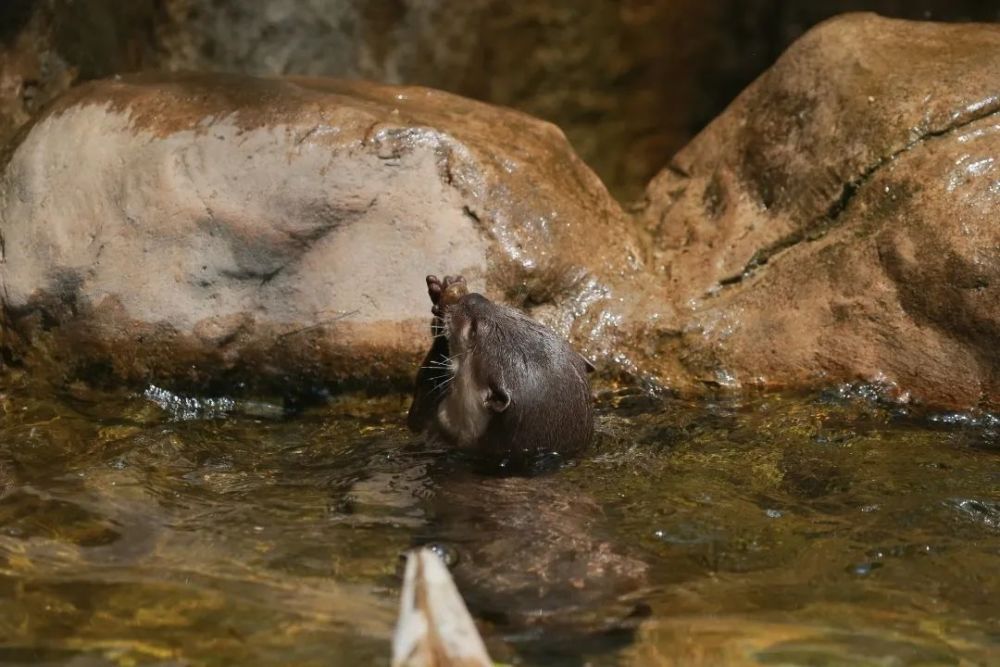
<box><xmin>719</xmin><ymin>99</ymin><xmax>1000</xmax><ymax>287</ymax></box>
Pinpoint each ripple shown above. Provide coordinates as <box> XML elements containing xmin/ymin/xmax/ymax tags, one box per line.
<box><xmin>946</xmin><ymin>498</ymin><xmax>1000</xmax><ymax>530</ymax></box>
<box><xmin>142</xmin><ymin>385</ymin><xmax>283</xmax><ymax>421</ymax></box>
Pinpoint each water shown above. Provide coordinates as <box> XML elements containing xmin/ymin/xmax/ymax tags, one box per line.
<box><xmin>0</xmin><ymin>370</ymin><xmax>997</xmax><ymax>665</ymax></box>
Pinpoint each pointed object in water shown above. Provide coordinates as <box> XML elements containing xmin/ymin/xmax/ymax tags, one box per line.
<box><xmin>392</xmin><ymin>547</ymin><xmax>493</xmax><ymax>667</ymax></box>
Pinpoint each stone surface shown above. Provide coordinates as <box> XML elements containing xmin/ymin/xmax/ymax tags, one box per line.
<box><xmin>4</xmin><ymin>13</ymin><xmax>1000</xmax><ymax>410</ymax></box>
<box><xmin>153</xmin><ymin>1</ymin><xmax>1000</xmax><ymax>199</ymax></box>
<box><xmin>639</xmin><ymin>13</ymin><xmax>1000</xmax><ymax>407</ymax></box>
<box><xmin>0</xmin><ymin>71</ymin><xmax>642</xmax><ymax>393</ymax></box>
<box><xmin>0</xmin><ymin>0</ymin><xmax>158</xmax><ymax>148</ymax></box>
<box><xmin>154</xmin><ymin>0</ymin><xmax>716</xmax><ymax>201</ymax></box>
<box><xmin>4</xmin><ymin>1</ymin><xmax>998</xmax><ymax>200</ymax></box>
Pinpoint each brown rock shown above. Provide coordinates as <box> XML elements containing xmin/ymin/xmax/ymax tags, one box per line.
<box><xmin>3</xmin><ymin>2</ymin><xmax>999</xmax><ymax>201</ymax></box>
<box><xmin>0</xmin><ymin>1</ymin><xmax>158</xmax><ymax>149</ymax></box>
<box><xmin>640</xmin><ymin>13</ymin><xmax>1000</xmax><ymax>407</ymax></box>
<box><xmin>153</xmin><ymin>0</ymin><xmax>731</xmax><ymax>200</ymax></box>
<box><xmin>0</xmin><ymin>71</ymin><xmax>643</xmax><ymax>393</ymax></box>
<box><xmin>4</xmin><ymin>14</ymin><xmax>1000</xmax><ymax>410</ymax></box>
<box><xmin>153</xmin><ymin>1</ymin><xmax>1000</xmax><ymax>199</ymax></box>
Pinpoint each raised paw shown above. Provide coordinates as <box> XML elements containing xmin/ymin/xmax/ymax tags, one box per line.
<box><xmin>426</xmin><ymin>275</ymin><xmax>444</xmax><ymax>306</ymax></box>
<box><xmin>426</xmin><ymin>274</ymin><xmax>468</xmax><ymax>317</ymax></box>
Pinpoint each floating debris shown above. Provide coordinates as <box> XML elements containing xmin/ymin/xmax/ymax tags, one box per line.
<box><xmin>392</xmin><ymin>547</ymin><xmax>492</xmax><ymax>667</ymax></box>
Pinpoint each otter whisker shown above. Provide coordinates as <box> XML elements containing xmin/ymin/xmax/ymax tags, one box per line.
<box><xmin>419</xmin><ymin>364</ymin><xmax>455</xmax><ymax>373</ymax></box>
<box><xmin>429</xmin><ymin>358</ymin><xmax>461</xmax><ymax>396</ymax></box>
<box><xmin>430</xmin><ymin>376</ymin><xmax>454</xmax><ymax>397</ymax></box>
<box><xmin>420</xmin><ymin>363</ymin><xmax>457</xmax><ymax>375</ymax></box>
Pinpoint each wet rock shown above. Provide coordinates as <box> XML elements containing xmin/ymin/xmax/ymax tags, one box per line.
<box><xmin>5</xmin><ymin>14</ymin><xmax>1000</xmax><ymax>410</ymax></box>
<box><xmin>3</xmin><ymin>3</ymin><xmax>998</xmax><ymax>200</ymax></box>
<box><xmin>154</xmin><ymin>1</ymin><xmax>1000</xmax><ymax>200</ymax></box>
<box><xmin>154</xmin><ymin>0</ymin><xmax>724</xmax><ymax>201</ymax></box>
<box><xmin>0</xmin><ymin>71</ymin><xmax>643</xmax><ymax>393</ymax></box>
<box><xmin>639</xmin><ymin>13</ymin><xmax>1000</xmax><ymax>408</ymax></box>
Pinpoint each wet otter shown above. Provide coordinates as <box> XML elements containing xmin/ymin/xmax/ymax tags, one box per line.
<box><xmin>407</xmin><ymin>275</ymin><xmax>594</xmax><ymax>471</ymax></box>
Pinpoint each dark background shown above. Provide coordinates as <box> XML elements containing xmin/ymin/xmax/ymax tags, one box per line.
<box><xmin>2</xmin><ymin>0</ymin><xmax>998</xmax><ymax>199</ymax></box>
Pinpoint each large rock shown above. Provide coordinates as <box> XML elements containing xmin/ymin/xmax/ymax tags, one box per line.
<box><xmin>153</xmin><ymin>1</ymin><xmax>1000</xmax><ymax>199</ymax></box>
<box><xmin>639</xmin><ymin>13</ymin><xmax>1000</xmax><ymax>408</ymax></box>
<box><xmin>0</xmin><ymin>71</ymin><xmax>644</xmax><ymax>393</ymax></box>
<box><xmin>4</xmin><ymin>13</ymin><xmax>1000</xmax><ymax>410</ymax></box>
<box><xmin>5</xmin><ymin>1</ymin><xmax>996</xmax><ymax>200</ymax></box>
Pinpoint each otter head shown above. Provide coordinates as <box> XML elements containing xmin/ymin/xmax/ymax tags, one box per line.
<box><xmin>408</xmin><ymin>275</ymin><xmax>594</xmax><ymax>472</ymax></box>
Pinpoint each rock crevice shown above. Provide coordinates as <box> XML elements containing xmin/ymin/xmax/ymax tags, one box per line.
<box><xmin>722</xmin><ymin>96</ymin><xmax>1000</xmax><ymax>288</ymax></box>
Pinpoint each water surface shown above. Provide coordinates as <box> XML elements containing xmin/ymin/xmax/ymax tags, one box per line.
<box><xmin>0</xmin><ymin>372</ymin><xmax>997</xmax><ymax>665</ymax></box>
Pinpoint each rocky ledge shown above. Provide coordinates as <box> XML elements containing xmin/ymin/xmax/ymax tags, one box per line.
<box><xmin>2</xmin><ymin>13</ymin><xmax>1000</xmax><ymax>409</ymax></box>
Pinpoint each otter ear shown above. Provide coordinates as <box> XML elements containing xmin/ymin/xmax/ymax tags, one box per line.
<box><xmin>485</xmin><ymin>384</ymin><xmax>511</xmax><ymax>412</ymax></box>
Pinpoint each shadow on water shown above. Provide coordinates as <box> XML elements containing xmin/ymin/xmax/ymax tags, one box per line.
<box><xmin>0</xmin><ymin>369</ymin><xmax>997</xmax><ymax>665</ymax></box>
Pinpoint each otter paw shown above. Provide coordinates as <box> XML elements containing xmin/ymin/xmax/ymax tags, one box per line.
<box><xmin>441</xmin><ymin>275</ymin><xmax>465</xmax><ymax>290</ymax></box>
<box><xmin>427</xmin><ymin>274</ymin><xmax>468</xmax><ymax>317</ymax></box>
<box><xmin>426</xmin><ymin>275</ymin><xmax>444</xmax><ymax>306</ymax></box>
<box><xmin>440</xmin><ymin>275</ymin><xmax>468</xmax><ymax>311</ymax></box>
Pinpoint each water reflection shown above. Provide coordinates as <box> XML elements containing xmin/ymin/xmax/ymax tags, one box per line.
<box><xmin>417</xmin><ymin>469</ymin><xmax>651</xmax><ymax>663</ymax></box>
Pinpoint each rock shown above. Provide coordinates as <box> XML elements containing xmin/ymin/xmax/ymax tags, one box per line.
<box><xmin>0</xmin><ymin>0</ymin><xmax>158</xmax><ymax>148</ymax></box>
<box><xmin>5</xmin><ymin>2</ymin><xmax>993</xmax><ymax>201</ymax></box>
<box><xmin>154</xmin><ymin>0</ymin><xmax>719</xmax><ymax>201</ymax></box>
<box><xmin>638</xmin><ymin>13</ymin><xmax>1000</xmax><ymax>408</ymax></box>
<box><xmin>154</xmin><ymin>1</ymin><xmax>1000</xmax><ymax>200</ymax></box>
<box><xmin>0</xmin><ymin>71</ymin><xmax>643</xmax><ymax>393</ymax></box>
<box><xmin>5</xmin><ymin>14</ymin><xmax>1000</xmax><ymax>410</ymax></box>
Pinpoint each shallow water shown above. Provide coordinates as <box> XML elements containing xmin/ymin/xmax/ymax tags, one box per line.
<box><xmin>0</xmin><ymin>371</ymin><xmax>997</xmax><ymax>666</ymax></box>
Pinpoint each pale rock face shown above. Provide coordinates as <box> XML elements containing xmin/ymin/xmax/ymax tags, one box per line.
<box><xmin>2</xmin><ymin>104</ymin><xmax>487</xmax><ymax>328</ymax></box>
<box><xmin>0</xmin><ymin>73</ymin><xmax>638</xmax><ymax>392</ymax></box>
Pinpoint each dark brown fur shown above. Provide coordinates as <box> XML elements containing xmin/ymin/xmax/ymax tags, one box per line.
<box><xmin>408</xmin><ymin>275</ymin><xmax>594</xmax><ymax>471</ymax></box>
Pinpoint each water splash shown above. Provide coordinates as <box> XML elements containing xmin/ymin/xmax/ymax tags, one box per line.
<box><xmin>142</xmin><ymin>384</ymin><xmax>283</xmax><ymax>421</ymax></box>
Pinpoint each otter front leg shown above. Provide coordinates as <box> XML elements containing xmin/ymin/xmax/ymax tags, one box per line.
<box><xmin>407</xmin><ymin>275</ymin><xmax>467</xmax><ymax>432</ymax></box>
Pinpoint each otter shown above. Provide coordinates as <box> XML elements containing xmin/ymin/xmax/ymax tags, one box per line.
<box><xmin>407</xmin><ymin>275</ymin><xmax>594</xmax><ymax>471</ymax></box>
